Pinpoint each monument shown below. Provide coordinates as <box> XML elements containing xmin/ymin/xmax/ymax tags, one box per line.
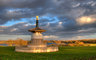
<box><xmin>15</xmin><ymin>16</ymin><xmax>58</xmax><ymax>53</ymax></box>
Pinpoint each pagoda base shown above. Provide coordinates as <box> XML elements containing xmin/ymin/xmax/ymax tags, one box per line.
<box><xmin>15</xmin><ymin>46</ymin><xmax>58</xmax><ymax>53</ymax></box>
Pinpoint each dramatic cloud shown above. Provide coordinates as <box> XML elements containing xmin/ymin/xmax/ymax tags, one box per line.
<box><xmin>76</xmin><ymin>15</ymin><xmax>96</xmax><ymax>25</ymax></box>
<box><xmin>0</xmin><ymin>0</ymin><xmax>96</xmax><ymax>40</ymax></box>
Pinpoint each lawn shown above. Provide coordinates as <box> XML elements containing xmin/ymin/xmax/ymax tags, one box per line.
<box><xmin>0</xmin><ymin>46</ymin><xmax>96</xmax><ymax>60</ymax></box>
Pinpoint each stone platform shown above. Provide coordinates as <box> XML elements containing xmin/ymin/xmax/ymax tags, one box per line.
<box><xmin>15</xmin><ymin>46</ymin><xmax>58</xmax><ymax>53</ymax></box>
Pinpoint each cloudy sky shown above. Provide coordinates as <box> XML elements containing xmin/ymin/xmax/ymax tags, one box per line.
<box><xmin>0</xmin><ymin>0</ymin><xmax>96</xmax><ymax>40</ymax></box>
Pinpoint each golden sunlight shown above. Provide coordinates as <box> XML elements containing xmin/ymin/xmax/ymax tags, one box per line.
<box><xmin>76</xmin><ymin>16</ymin><xmax>96</xmax><ymax>25</ymax></box>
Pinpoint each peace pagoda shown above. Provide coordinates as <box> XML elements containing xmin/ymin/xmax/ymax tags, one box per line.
<box><xmin>15</xmin><ymin>16</ymin><xmax>58</xmax><ymax>53</ymax></box>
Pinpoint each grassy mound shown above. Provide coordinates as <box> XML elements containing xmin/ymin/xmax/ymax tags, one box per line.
<box><xmin>0</xmin><ymin>46</ymin><xmax>96</xmax><ymax>60</ymax></box>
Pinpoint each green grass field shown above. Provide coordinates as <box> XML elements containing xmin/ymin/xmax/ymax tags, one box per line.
<box><xmin>0</xmin><ymin>46</ymin><xmax>96</xmax><ymax>60</ymax></box>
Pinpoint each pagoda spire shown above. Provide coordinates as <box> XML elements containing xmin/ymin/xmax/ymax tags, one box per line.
<box><xmin>36</xmin><ymin>16</ymin><xmax>39</xmax><ymax>27</ymax></box>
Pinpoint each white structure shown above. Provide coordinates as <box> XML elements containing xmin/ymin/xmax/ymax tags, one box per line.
<box><xmin>15</xmin><ymin>16</ymin><xmax>58</xmax><ymax>53</ymax></box>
